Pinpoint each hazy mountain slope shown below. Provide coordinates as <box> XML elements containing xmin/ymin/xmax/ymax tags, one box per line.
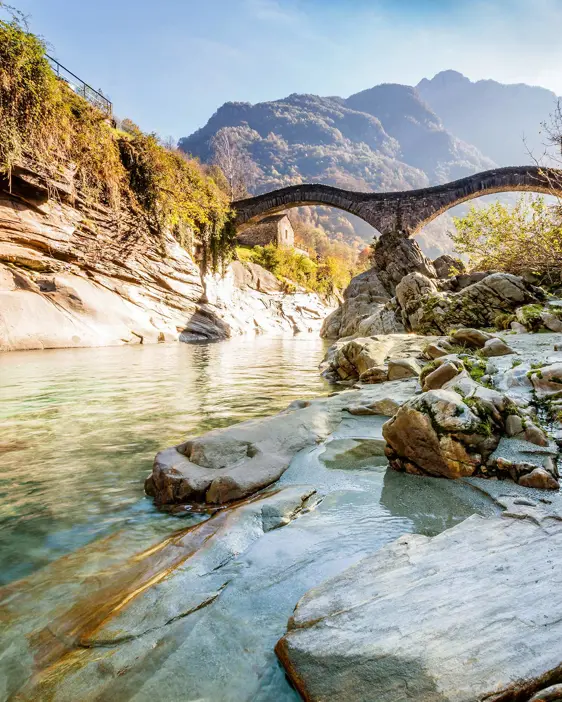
<box><xmin>179</xmin><ymin>93</ymin><xmax>430</xmax><ymax>195</ymax></box>
<box><xmin>417</xmin><ymin>70</ymin><xmax>559</xmax><ymax>165</ymax></box>
<box><xmin>345</xmin><ymin>83</ymin><xmax>494</xmax><ymax>181</ymax></box>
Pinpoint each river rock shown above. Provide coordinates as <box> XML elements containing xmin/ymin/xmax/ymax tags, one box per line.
<box><xmin>422</xmin><ymin>360</ymin><xmax>461</xmax><ymax>390</ymax></box>
<box><xmin>373</xmin><ymin>230</ymin><xmax>437</xmax><ymax>294</ymax></box>
<box><xmin>358</xmin><ymin>365</ymin><xmax>388</xmax><ymax>384</ymax></box>
<box><xmin>321</xmin><ymin>333</ymin><xmax>433</xmax><ymax>383</ymax></box>
<box><xmin>387</xmin><ymin>357</ymin><xmax>421</xmax><ymax>380</ymax></box>
<box><xmin>146</xmin><ymin>400</ymin><xmax>337</xmax><ymax>505</ymax></box>
<box><xmin>344</xmin><ymin>378</ymin><xmax>418</xmax><ymax>416</ymax></box>
<box><xmin>481</xmin><ymin>337</ymin><xmax>515</xmax><ymax>357</ymax></box>
<box><xmin>450</xmin><ymin>327</ymin><xmax>493</xmax><ymax>348</ymax></box>
<box><xmin>319</xmin><ymin>267</ymin><xmax>396</xmax><ymax>339</ymax></box>
<box><xmin>276</xmin><ymin>508</ymin><xmax>562</xmax><ymax>702</ymax></box>
<box><xmin>529</xmin><ymin>684</ymin><xmax>562</xmax><ymax>701</ymax></box>
<box><xmin>529</xmin><ymin>363</ymin><xmax>562</xmax><ymax>397</ymax></box>
<box><xmin>396</xmin><ymin>272</ymin><xmax>544</xmax><ymax>334</ymax></box>
<box><xmin>383</xmin><ymin>386</ymin><xmax>560</xmax><ymax>488</ymax></box>
<box><xmin>382</xmin><ymin>389</ymin><xmax>494</xmax><ymax>479</ymax></box>
<box><xmin>146</xmin><ymin>381</ymin><xmax>419</xmax><ymax>506</ymax></box>
<box><xmin>423</xmin><ymin>338</ymin><xmax>454</xmax><ymax>359</ymax></box>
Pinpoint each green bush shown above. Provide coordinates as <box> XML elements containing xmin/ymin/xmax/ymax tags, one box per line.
<box><xmin>452</xmin><ymin>195</ymin><xmax>562</xmax><ymax>285</ymax></box>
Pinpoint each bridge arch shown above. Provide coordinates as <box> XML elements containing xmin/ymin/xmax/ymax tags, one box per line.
<box><xmin>233</xmin><ymin>166</ymin><xmax>562</xmax><ymax>237</ymax></box>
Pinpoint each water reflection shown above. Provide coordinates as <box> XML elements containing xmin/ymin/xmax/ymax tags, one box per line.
<box><xmin>0</xmin><ymin>337</ymin><xmax>330</xmax><ymax>583</ymax></box>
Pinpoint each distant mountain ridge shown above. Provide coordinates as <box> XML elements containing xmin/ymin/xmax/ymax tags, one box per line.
<box><xmin>417</xmin><ymin>70</ymin><xmax>559</xmax><ymax>166</ymax></box>
<box><xmin>179</xmin><ymin>71</ymin><xmax>559</xmax><ymax>255</ymax></box>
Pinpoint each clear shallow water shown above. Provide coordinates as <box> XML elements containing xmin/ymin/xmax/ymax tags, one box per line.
<box><xmin>0</xmin><ymin>337</ymin><xmax>505</xmax><ymax>701</ymax></box>
<box><xmin>0</xmin><ymin>337</ymin><xmax>330</xmax><ymax>584</ymax></box>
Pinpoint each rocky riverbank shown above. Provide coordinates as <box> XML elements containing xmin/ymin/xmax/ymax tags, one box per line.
<box><xmin>0</xmin><ymin>168</ymin><xmax>332</xmax><ymax>352</ymax></box>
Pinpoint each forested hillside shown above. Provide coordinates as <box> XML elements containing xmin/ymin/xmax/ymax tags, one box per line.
<box><xmin>179</xmin><ymin>72</ymin><xmax>559</xmax><ymax>257</ymax></box>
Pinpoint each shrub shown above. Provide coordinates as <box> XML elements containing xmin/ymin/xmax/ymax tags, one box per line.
<box><xmin>451</xmin><ymin>195</ymin><xmax>562</xmax><ymax>285</ymax></box>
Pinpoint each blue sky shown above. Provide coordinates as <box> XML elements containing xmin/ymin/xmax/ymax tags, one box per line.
<box><xmin>8</xmin><ymin>0</ymin><xmax>562</xmax><ymax>140</ymax></box>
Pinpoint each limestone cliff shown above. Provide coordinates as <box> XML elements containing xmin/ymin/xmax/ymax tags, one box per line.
<box><xmin>0</xmin><ymin>168</ymin><xmax>331</xmax><ymax>351</ymax></box>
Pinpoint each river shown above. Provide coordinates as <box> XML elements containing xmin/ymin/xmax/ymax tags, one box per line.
<box><xmin>0</xmin><ymin>337</ymin><xmax>501</xmax><ymax>701</ymax></box>
<box><xmin>0</xmin><ymin>337</ymin><xmax>330</xmax><ymax>584</ymax></box>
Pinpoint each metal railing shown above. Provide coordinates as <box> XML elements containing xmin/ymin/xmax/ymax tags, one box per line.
<box><xmin>46</xmin><ymin>55</ymin><xmax>112</xmax><ymax>117</ymax></box>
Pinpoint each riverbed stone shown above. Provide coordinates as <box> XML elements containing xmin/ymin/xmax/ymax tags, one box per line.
<box><xmin>397</xmin><ymin>272</ymin><xmax>544</xmax><ymax>334</ymax></box>
<box><xmin>382</xmin><ymin>389</ymin><xmax>489</xmax><ymax>479</ymax></box>
<box><xmin>357</xmin><ymin>365</ymin><xmax>388</xmax><ymax>384</ymax></box>
<box><xmin>422</xmin><ymin>360</ymin><xmax>461</xmax><ymax>391</ymax></box>
<box><xmin>481</xmin><ymin>337</ymin><xmax>515</xmax><ymax>357</ymax></box>
<box><xmin>383</xmin><ymin>383</ymin><xmax>560</xmax><ymax>489</ymax></box>
<box><xmin>518</xmin><ymin>467</ymin><xmax>559</xmax><ymax>489</ymax></box>
<box><xmin>505</xmin><ymin>414</ymin><xmax>524</xmax><ymax>437</ymax></box>
<box><xmin>387</xmin><ymin>357</ymin><xmax>421</xmax><ymax>380</ymax></box>
<box><xmin>450</xmin><ymin>327</ymin><xmax>493</xmax><ymax>348</ymax></box>
<box><xmin>146</xmin><ymin>380</ymin><xmax>421</xmax><ymax>506</ymax></box>
<box><xmin>423</xmin><ymin>339</ymin><xmax>454</xmax><ymax>359</ymax></box>
<box><xmin>276</xmin><ymin>508</ymin><xmax>562</xmax><ymax>702</ymax></box>
<box><xmin>343</xmin><ymin>378</ymin><xmax>418</xmax><ymax>416</ymax></box>
<box><xmin>529</xmin><ymin>363</ymin><xmax>562</xmax><ymax>397</ymax></box>
<box><xmin>321</xmin><ymin>333</ymin><xmax>433</xmax><ymax>383</ymax></box>
<box><xmin>146</xmin><ymin>401</ymin><xmax>338</xmax><ymax>505</ymax></box>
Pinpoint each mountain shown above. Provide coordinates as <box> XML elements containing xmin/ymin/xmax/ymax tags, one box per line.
<box><xmin>178</xmin><ymin>72</ymin><xmax>556</xmax><ymax>255</ymax></box>
<box><xmin>417</xmin><ymin>70</ymin><xmax>559</xmax><ymax>165</ymax></box>
<box><xmin>180</xmin><ymin>87</ymin><xmax>493</xmax><ymax>195</ymax></box>
<box><xmin>345</xmin><ymin>83</ymin><xmax>493</xmax><ymax>181</ymax></box>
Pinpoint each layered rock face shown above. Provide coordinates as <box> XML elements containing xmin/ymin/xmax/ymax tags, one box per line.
<box><xmin>0</xmin><ymin>170</ymin><xmax>331</xmax><ymax>351</ymax></box>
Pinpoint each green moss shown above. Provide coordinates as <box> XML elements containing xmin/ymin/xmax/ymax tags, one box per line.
<box><xmin>463</xmin><ymin>397</ymin><xmax>494</xmax><ymax>437</ymax></box>
<box><xmin>511</xmin><ymin>359</ymin><xmax>522</xmax><ymax>368</ymax></box>
<box><xmin>494</xmin><ymin>312</ymin><xmax>515</xmax><ymax>330</ymax></box>
<box><xmin>517</xmin><ymin>304</ymin><xmax>545</xmax><ymax>331</ymax></box>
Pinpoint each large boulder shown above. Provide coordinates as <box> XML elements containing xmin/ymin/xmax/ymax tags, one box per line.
<box><xmin>383</xmin><ymin>384</ymin><xmax>559</xmax><ymax>488</ymax></box>
<box><xmin>276</xmin><ymin>505</ymin><xmax>562</xmax><ymax>702</ymax></box>
<box><xmin>320</xmin><ymin>267</ymin><xmax>401</xmax><ymax>339</ymax></box>
<box><xmin>373</xmin><ymin>230</ymin><xmax>437</xmax><ymax>294</ymax></box>
<box><xmin>396</xmin><ymin>271</ymin><xmax>544</xmax><ymax>333</ymax></box>
<box><xmin>382</xmin><ymin>389</ymin><xmax>496</xmax><ymax>479</ymax></box>
<box><xmin>146</xmin><ymin>380</ymin><xmax>421</xmax><ymax>506</ymax></box>
<box><xmin>146</xmin><ymin>400</ymin><xmax>338</xmax><ymax>505</ymax></box>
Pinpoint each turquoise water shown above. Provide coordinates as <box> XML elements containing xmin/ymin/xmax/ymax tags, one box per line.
<box><xmin>0</xmin><ymin>338</ymin><xmax>503</xmax><ymax>701</ymax></box>
<box><xmin>0</xmin><ymin>337</ymin><xmax>330</xmax><ymax>584</ymax></box>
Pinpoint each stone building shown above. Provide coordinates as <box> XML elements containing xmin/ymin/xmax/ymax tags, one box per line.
<box><xmin>236</xmin><ymin>214</ymin><xmax>294</xmax><ymax>248</ymax></box>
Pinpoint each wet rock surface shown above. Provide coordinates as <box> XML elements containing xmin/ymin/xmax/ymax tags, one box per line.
<box><xmin>1</xmin><ymin>409</ymin><xmax>501</xmax><ymax>702</ymax></box>
<box><xmin>276</xmin><ymin>501</ymin><xmax>562</xmax><ymax>702</ymax></box>
<box><xmin>146</xmin><ymin>378</ymin><xmax>421</xmax><ymax>506</ymax></box>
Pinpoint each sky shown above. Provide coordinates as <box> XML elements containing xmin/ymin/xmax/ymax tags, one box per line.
<box><xmin>8</xmin><ymin>0</ymin><xmax>562</xmax><ymax>141</ymax></box>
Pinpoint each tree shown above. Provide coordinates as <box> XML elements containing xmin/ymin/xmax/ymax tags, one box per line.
<box><xmin>210</xmin><ymin>127</ymin><xmax>257</xmax><ymax>200</ymax></box>
<box><xmin>451</xmin><ymin>195</ymin><xmax>562</xmax><ymax>285</ymax></box>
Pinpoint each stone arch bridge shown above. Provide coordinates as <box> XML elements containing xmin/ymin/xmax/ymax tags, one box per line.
<box><xmin>233</xmin><ymin>166</ymin><xmax>562</xmax><ymax>236</ymax></box>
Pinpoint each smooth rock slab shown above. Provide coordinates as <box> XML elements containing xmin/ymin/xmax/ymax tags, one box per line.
<box><xmin>276</xmin><ymin>510</ymin><xmax>562</xmax><ymax>702</ymax></box>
